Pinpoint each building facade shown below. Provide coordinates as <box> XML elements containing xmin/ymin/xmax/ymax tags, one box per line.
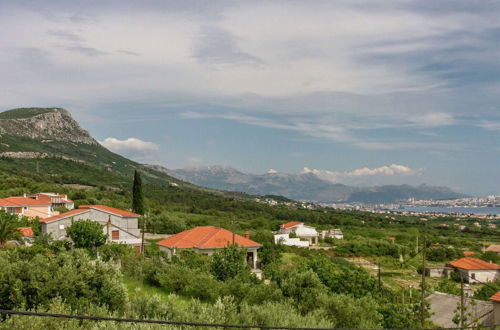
<box><xmin>40</xmin><ymin>205</ymin><xmax>141</xmax><ymax>248</ymax></box>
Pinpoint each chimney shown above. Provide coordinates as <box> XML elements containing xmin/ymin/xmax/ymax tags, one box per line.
<box><xmin>244</xmin><ymin>231</ymin><xmax>250</xmax><ymax>239</ymax></box>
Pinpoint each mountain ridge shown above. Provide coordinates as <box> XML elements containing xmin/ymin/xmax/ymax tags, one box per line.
<box><xmin>170</xmin><ymin>166</ymin><xmax>467</xmax><ymax>203</ymax></box>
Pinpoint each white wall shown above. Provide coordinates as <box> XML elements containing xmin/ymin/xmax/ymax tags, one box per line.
<box><xmin>274</xmin><ymin>234</ymin><xmax>309</xmax><ymax>247</ymax></box>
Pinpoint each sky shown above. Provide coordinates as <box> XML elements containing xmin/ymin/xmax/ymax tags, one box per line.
<box><xmin>0</xmin><ymin>0</ymin><xmax>499</xmax><ymax>195</ymax></box>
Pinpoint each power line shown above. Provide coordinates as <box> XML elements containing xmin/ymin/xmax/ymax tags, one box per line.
<box><xmin>0</xmin><ymin>309</ymin><xmax>493</xmax><ymax>330</ymax></box>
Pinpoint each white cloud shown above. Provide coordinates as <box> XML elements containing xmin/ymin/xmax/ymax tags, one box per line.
<box><xmin>186</xmin><ymin>156</ymin><xmax>202</xmax><ymax>164</ymax></box>
<box><xmin>267</xmin><ymin>169</ymin><xmax>278</xmax><ymax>174</ymax></box>
<box><xmin>478</xmin><ymin>121</ymin><xmax>500</xmax><ymax>131</ymax></box>
<box><xmin>408</xmin><ymin>112</ymin><xmax>456</xmax><ymax>127</ymax></box>
<box><xmin>302</xmin><ymin>164</ymin><xmax>420</xmax><ymax>183</ymax></box>
<box><xmin>100</xmin><ymin>137</ymin><xmax>159</xmax><ymax>161</ymax></box>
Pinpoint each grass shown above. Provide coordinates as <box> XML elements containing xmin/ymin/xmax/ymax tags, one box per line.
<box><xmin>123</xmin><ymin>275</ymin><xmax>193</xmax><ymax>308</ymax></box>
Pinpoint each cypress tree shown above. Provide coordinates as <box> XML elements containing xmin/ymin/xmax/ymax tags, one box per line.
<box><xmin>132</xmin><ymin>169</ymin><xmax>145</xmax><ymax>215</ymax></box>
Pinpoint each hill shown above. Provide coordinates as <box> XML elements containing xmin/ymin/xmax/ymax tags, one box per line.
<box><xmin>170</xmin><ymin>166</ymin><xmax>467</xmax><ymax>203</ymax></box>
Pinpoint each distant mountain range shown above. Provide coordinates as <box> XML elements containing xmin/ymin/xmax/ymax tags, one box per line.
<box><xmin>169</xmin><ymin>166</ymin><xmax>467</xmax><ymax>203</ymax></box>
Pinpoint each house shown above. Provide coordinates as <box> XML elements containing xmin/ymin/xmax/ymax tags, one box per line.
<box><xmin>491</xmin><ymin>292</ymin><xmax>500</xmax><ymax>326</ymax></box>
<box><xmin>0</xmin><ymin>197</ymin><xmax>53</xmax><ymax>219</ymax></box>
<box><xmin>279</xmin><ymin>222</ymin><xmax>319</xmax><ymax>245</ymax></box>
<box><xmin>40</xmin><ymin>205</ymin><xmax>141</xmax><ymax>248</ymax></box>
<box><xmin>274</xmin><ymin>233</ymin><xmax>310</xmax><ymax>247</ymax></box>
<box><xmin>320</xmin><ymin>229</ymin><xmax>343</xmax><ymax>240</ymax></box>
<box><xmin>446</xmin><ymin>257</ymin><xmax>500</xmax><ymax>283</ymax></box>
<box><xmin>17</xmin><ymin>227</ymin><xmax>35</xmax><ymax>246</ymax></box>
<box><xmin>24</xmin><ymin>193</ymin><xmax>74</xmax><ymax>211</ymax></box>
<box><xmin>427</xmin><ymin>292</ymin><xmax>494</xmax><ymax>328</ymax></box>
<box><xmin>425</xmin><ymin>266</ymin><xmax>453</xmax><ymax>278</ymax></box>
<box><xmin>156</xmin><ymin>226</ymin><xmax>261</xmax><ymax>269</ymax></box>
<box><xmin>463</xmin><ymin>251</ymin><xmax>476</xmax><ymax>257</ymax></box>
<box><xmin>485</xmin><ymin>245</ymin><xmax>500</xmax><ymax>255</ymax></box>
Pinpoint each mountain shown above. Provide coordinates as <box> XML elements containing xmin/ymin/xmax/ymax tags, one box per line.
<box><xmin>170</xmin><ymin>166</ymin><xmax>467</xmax><ymax>203</ymax></box>
<box><xmin>0</xmin><ymin>107</ymin><xmax>195</xmax><ymax>189</ymax></box>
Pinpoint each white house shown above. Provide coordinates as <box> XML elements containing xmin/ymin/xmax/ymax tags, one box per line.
<box><xmin>320</xmin><ymin>229</ymin><xmax>343</xmax><ymax>240</ymax></box>
<box><xmin>274</xmin><ymin>233</ymin><xmax>310</xmax><ymax>247</ymax></box>
<box><xmin>40</xmin><ymin>205</ymin><xmax>142</xmax><ymax>249</ymax></box>
<box><xmin>446</xmin><ymin>257</ymin><xmax>500</xmax><ymax>283</ymax></box>
<box><xmin>279</xmin><ymin>221</ymin><xmax>319</xmax><ymax>245</ymax></box>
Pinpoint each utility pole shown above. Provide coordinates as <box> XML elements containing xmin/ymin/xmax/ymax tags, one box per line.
<box><xmin>460</xmin><ymin>273</ymin><xmax>465</xmax><ymax>329</ymax></box>
<box><xmin>377</xmin><ymin>260</ymin><xmax>381</xmax><ymax>290</ymax></box>
<box><xmin>420</xmin><ymin>235</ymin><xmax>426</xmax><ymax>327</ymax></box>
<box><xmin>141</xmin><ymin>211</ymin><xmax>147</xmax><ymax>254</ymax></box>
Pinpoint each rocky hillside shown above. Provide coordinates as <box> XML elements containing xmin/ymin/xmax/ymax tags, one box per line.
<box><xmin>0</xmin><ymin>107</ymin><xmax>189</xmax><ymax>188</ymax></box>
<box><xmin>0</xmin><ymin>108</ymin><xmax>98</xmax><ymax>145</ymax></box>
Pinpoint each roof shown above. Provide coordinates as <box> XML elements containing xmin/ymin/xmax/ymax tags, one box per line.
<box><xmin>40</xmin><ymin>208</ymin><xmax>89</xmax><ymax>223</ymax></box>
<box><xmin>17</xmin><ymin>227</ymin><xmax>34</xmax><ymax>237</ymax></box>
<box><xmin>280</xmin><ymin>221</ymin><xmax>303</xmax><ymax>229</ymax></box>
<box><xmin>428</xmin><ymin>292</ymin><xmax>494</xmax><ymax>328</ymax></box>
<box><xmin>447</xmin><ymin>257</ymin><xmax>500</xmax><ymax>270</ymax></box>
<box><xmin>78</xmin><ymin>205</ymin><xmax>140</xmax><ymax>217</ymax></box>
<box><xmin>156</xmin><ymin>226</ymin><xmax>262</xmax><ymax>249</ymax></box>
<box><xmin>0</xmin><ymin>197</ymin><xmax>51</xmax><ymax>207</ymax></box>
<box><xmin>490</xmin><ymin>291</ymin><xmax>500</xmax><ymax>302</ymax></box>
<box><xmin>485</xmin><ymin>245</ymin><xmax>500</xmax><ymax>253</ymax></box>
<box><xmin>463</xmin><ymin>251</ymin><xmax>476</xmax><ymax>256</ymax></box>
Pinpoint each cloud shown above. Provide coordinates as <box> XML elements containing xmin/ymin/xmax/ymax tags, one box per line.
<box><xmin>192</xmin><ymin>25</ymin><xmax>263</xmax><ymax>66</ymax></box>
<box><xmin>186</xmin><ymin>156</ymin><xmax>202</xmax><ymax>164</ymax></box>
<box><xmin>267</xmin><ymin>169</ymin><xmax>278</xmax><ymax>174</ymax></box>
<box><xmin>408</xmin><ymin>112</ymin><xmax>456</xmax><ymax>127</ymax></box>
<box><xmin>302</xmin><ymin>164</ymin><xmax>420</xmax><ymax>183</ymax></box>
<box><xmin>478</xmin><ymin>120</ymin><xmax>500</xmax><ymax>131</ymax></box>
<box><xmin>100</xmin><ymin>137</ymin><xmax>159</xmax><ymax>162</ymax></box>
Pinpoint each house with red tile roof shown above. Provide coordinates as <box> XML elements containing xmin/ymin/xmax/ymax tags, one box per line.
<box><xmin>24</xmin><ymin>193</ymin><xmax>74</xmax><ymax>211</ymax></box>
<box><xmin>156</xmin><ymin>226</ymin><xmax>262</xmax><ymax>269</ymax></box>
<box><xmin>278</xmin><ymin>221</ymin><xmax>319</xmax><ymax>245</ymax></box>
<box><xmin>17</xmin><ymin>227</ymin><xmax>34</xmax><ymax>237</ymax></box>
<box><xmin>40</xmin><ymin>205</ymin><xmax>141</xmax><ymax>248</ymax></box>
<box><xmin>446</xmin><ymin>257</ymin><xmax>500</xmax><ymax>283</ymax></box>
<box><xmin>0</xmin><ymin>196</ymin><xmax>52</xmax><ymax>219</ymax></box>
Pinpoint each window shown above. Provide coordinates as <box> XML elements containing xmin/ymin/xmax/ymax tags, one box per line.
<box><xmin>111</xmin><ymin>230</ymin><xmax>119</xmax><ymax>240</ymax></box>
<box><xmin>471</xmin><ymin>273</ymin><xmax>476</xmax><ymax>280</ymax></box>
<box><xmin>59</xmin><ymin>224</ymin><xmax>65</xmax><ymax>230</ymax></box>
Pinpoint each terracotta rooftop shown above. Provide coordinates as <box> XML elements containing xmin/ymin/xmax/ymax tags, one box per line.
<box><xmin>0</xmin><ymin>197</ymin><xmax>51</xmax><ymax>207</ymax></box>
<box><xmin>463</xmin><ymin>251</ymin><xmax>476</xmax><ymax>256</ymax></box>
<box><xmin>490</xmin><ymin>291</ymin><xmax>500</xmax><ymax>302</ymax></box>
<box><xmin>78</xmin><ymin>205</ymin><xmax>140</xmax><ymax>217</ymax></box>
<box><xmin>156</xmin><ymin>226</ymin><xmax>262</xmax><ymax>249</ymax></box>
<box><xmin>280</xmin><ymin>221</ymin><xmax>303</xmax><ymax>229</ymax></box>
<box><xmin>17</xmin><ymin>227</ymin><xmax>34</xmax><ymax>237</ymax></box>
<box><xmin>485</xmin><ymin>245</ymin><xmax>500</xmax><ymax>253</ymax></box>
<box><xmin>447</xmin><ymin>257</ymin><xmax>500</xmax><ymax>270</ymax></box>
<box><xmin>40</xmin><ymin>208</ymin><xmax>89</xmax><ymax>223</ymax></box>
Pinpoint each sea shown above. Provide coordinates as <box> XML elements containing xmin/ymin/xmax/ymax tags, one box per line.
<box><xmin>399</xmin><ymin>206</ymin><xmax>500</xmax><ymax>215</ymax></box>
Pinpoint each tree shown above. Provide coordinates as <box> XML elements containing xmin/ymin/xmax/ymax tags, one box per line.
<box><xmin>0</xmin><ymin>211</ymin><xmax>21</xmax><ymax>247</ymax></box>
<box><xmin>132</xmin><ymin>169</ymin><xmax>144</xmax><ymax>215</ymax></box>
<box><xmin>211</xmin><ymin>244</ymin><xmax>248</xmax><ymax>281</ymax></box>
<box><xmin>66</xmin><ymin>220</ymin><xmax>107</xmax><ymax>249</ymax></box>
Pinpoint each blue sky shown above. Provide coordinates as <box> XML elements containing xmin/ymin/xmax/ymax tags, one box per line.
<box><xmin>0</xmin><ymin>0</ymin><xmax>499</xmax><ymax>195</ymax></box>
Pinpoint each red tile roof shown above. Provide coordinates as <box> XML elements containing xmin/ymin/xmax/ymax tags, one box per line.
<box><xmin>447</xmin><ymin>257</ymin><xmax>500</xmax><ymax>270</ymax></box>
<box><xmin>485</xmin><ymin>245</ymin><xmax>500</xmax><ymax>253</ymax></box>
<box><xmin>17</xmin><ymin>227</ymin><xmax>34</xmax><ymax>237</ymax></box>
<box><xmin>280</xmin><ymin>221</ymin><xmax>303</xmax><ymax>229</ymax></box>
<box><xmin>0</xmin><ymin>197</ymin><xmax>51</xmax><ymax>207</ymax></box>
<box><xmin>156</xmin><ymin>226</ymin><xmax>262</xmax><ymax>249</ymax></box>
<box><xmin>78</xmin><ymin>205</ymin><xmax>139</xmax><ymax>217</ymax></box>
<box><xmin>490</xmin><ymin>291</ymin><xmax>500</xmax><ymax>302</ymax></box>
<box><xmin>40</xmin><ymin>209</ymin><xmax>89</xmax><ymax>223</ymax></box>
<box><xmin>463</xmin><ymin>251</ymin><xmax>476</xmax><ymax>256</ymax></box>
